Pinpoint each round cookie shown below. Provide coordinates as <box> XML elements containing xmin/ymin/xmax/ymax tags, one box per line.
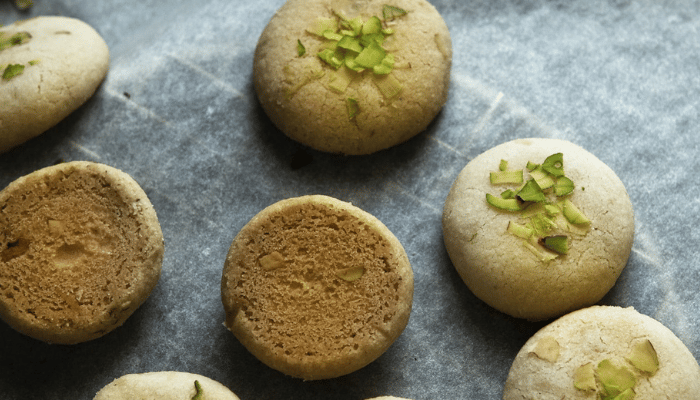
<box><xmin>0</xmin><ymin>16</ymin><xmax>109</xmax><ymax>153</ymax></box>
<box><xmin>366</xmin><ymin>397</ymin><xmax>413</xmax><ymax>400</ymax></box>
<box><xmin>94</xmin><ymin>371</ymin><xmax>240</xmax><ymax>400</ymax></box>
<box><xmin>253</xmin><ymin>0</ymin><xmax>452</xmax><ymax>155</ymax></box>
<box><xmin>503</xmin><ymin>306</ymin><xmax>700</xmax><ymax>399</ymax></box>
<box><xmin>0</xmin><ymin>161</ymin><xmax>163</xmax><ymax>344</ymax></box>
<box><xmin>442</xmin><ymin>138</ymin><xmax>634</xmax><ymax>320</ymax></box>
<box><xmin>221</xmin><ymin>195</ymin><xmax>413</xmax><ymax>380</ymax></box>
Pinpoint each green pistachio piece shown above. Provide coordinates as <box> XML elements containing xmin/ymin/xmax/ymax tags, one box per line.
<box><xmin>562</xmin><ymin>199</ymin><xmax>590</xmax><ymax>224</ymax></box>
<box><xmin>2</xmin><ymin>63</ymin><xmax>25</xmax><ymax>80</ymax></box>
<box><xmin>516</xmin><ymin>179</ymin><xmax>546</xmax><ymax>203</ymax></box>
<box><xmin>28</xmin><ymin>59</ymin><xmax>40</xmax><ymax>65</ymax></box>
<box><xmin>544</xmin><ymin>204</ymin><xmax>560</xmax><ymax>216</ymax></box>
<box><xmin>354</xmin><ymin>40</ymin><xmax>386</xmax><ymax>68</ymax></box>
<box><xmin>526</xmin><ymin>161</ymin><xmax>539</xmax><ymax>171</ymax></box>
<box><xmin>596</xmin><ymin>360</ymin><xmax>636</xmax><ymax>398</ymax></box>
<box><xmin>362</xmin><ymin>16</ymin><xmax>382</xmax><ymax>35</ymax></box>
<box><xmin>317</xmin><ymin>48</ymin><xmax>344</xmax><ymax>69</ymax></box>
<box><xmin>383</xmin><ymin>4</ymin><xmax>408</xmax><ymax>21</ymax></box>
<box><xmin>322</xmin><ymin>30</ymin><xmax>343</xmax><ymax>41</ymax></box>
<box><xmin>346</xmin><ymin>97</ymin><xmax>359</xmax><ymax>120</ymax></box>
<box><xmin>0</xmin><ymin>31</ymin><xmax>32</xmax><ymax>51</ymax></box>
<box><xmin>554</xmin><ymin>176</ymin><xmax>575</xmax><ymax>196</ymax></box>
<box><xmin>626</xmin><ymin>339</ymin><xmax>659</xmax><ymax>375</ymax></box>
<box><xmin>336</xmin><ymin>266</ymin><xmax>364</xmax><ymax>281</ymax></box>
<box><xmin>328</xmin><ymin>65</ymin><xmax>355</xmax><ymax>92</ymax></box>
<box><xmin>499</xmin><ymin>159</ymin><xmax>508</xmax><ymax>171</ymax></box>
<box><xmin>542</xmin><ymin>153</ymin><xmax>565</xmax><ymax>176</ymax></box>
<box><xmin>297</xmin><ymin>39</ymin><xmax>306</xmax><ymax>57</ymax></box>
<box><xmin>608</xmin><ymin>388</ymin><xmax>635</xmax><ymax>400</ymax></box>
<box><xmin>486</xmin><ymin>193</ymin><xmax>522</xmax><ymax>212</ymax></box>
<box><xmin>539</xmin><ymin>235</ymin><xmax>568</xmax><ymax>254</ymax></box>
<box><xmin>531</xmin><ymin>336</ymin><xmax>560</xmax><ymax>362</ymax></box>
<box><xmin>529</xmin><ymin>213</ymin><xmax>557</xmax><ymax>237</ymax></box>
<box><xmin>490</xmin><ymin>170</ymin><xmax>524</xmax><ymax>185</ymax></box>
<box><xmin>507</xmin><ymin>221</ymin><xmax>533</xmax><ymax>239</ymax></box>
<box><xmin>528</xmin><ymin>167</ymin><xmax>555</xmax><ymax>190</ymax></box>
<box><xmin>500</xmin><ymin>189</ymin><xmax>516</xmax><ymax>199</ymax></box>
<box><xmin>372</xmin><ymin>53</ymin><xmax>394</xmax><ymax>75</ymax></box>
<box><xmin>574</xmin><ymin>363</ymin><xmax>597</xmax><ymax>391</ymax></box>
<box><xmin>341</xmin><ymin>16</ymin><xmax>364</xmax><ymax>36</ymax></box>
<box><xmin>360</xmin><ymin>32</ymin><xmax>385</xmax><ymax>47</ymax></box>
<box><xmin>372</xmin><ymin>73</ymin><xmax>402</xmax><ymax>98</ymax></box>
<box><xmin>337</xmin><ymin>35</ymin><xmax>363</xmax><ymax>53</ymax></box>
<box><xmin>191</xmin><ymin>380</ymin><xmax>204</xmax><ymax>400</ymax></box>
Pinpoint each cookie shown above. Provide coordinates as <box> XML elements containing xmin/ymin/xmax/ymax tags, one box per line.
<box><xmin>503</xmin><ymin>306</ymin><xmax>700</xmax><ymax>399</ymax></box>
<box><xmin>93</xmin><ymin>371</ymin><xmax>240</xmax><ymax>400</ymax></box>
<box><xmin>0</xmin><ymin>161</ymin><xmax>163</xmax><ymax>344</ymax></box>
<box><xmin>221</xmin><ymin>195</ymin><xmax>413</xmax><ymax>380</ymax></box>
<box><xmin>253</xmin><ymin>0</ymin><xmax>452</xmax><ymax>155</ymax></box>
<box><xmin>442</xmin><ymin>138</ymin><xmax>634</xmax><ymax>320</ymax></box>
<box><xmin>365</xmin><ymin>397</ymin><xmax>413</xmax><ymax>400</ymax></box>
<box><xmin>0</xmin><ymin>16</ymin><xmax>109</xmax><ymax>153</ymax></box>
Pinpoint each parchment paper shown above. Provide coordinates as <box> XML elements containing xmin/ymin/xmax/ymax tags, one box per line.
<box><xmin>1</xmin><ymin>0</ymin><xmax>699</xmax><ymax>399</ymax></box>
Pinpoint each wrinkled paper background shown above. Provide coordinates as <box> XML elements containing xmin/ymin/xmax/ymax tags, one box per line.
<box><xmin>1</xmin><ymin>0</ymin><xmax>699</xmax><ymax>398</ymax></box>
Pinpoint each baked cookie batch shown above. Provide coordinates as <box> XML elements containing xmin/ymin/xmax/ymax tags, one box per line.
<box><xmin>1</xmin><ymin>1</ymin><xmax>698</xmax><ymax>399</ymax></box>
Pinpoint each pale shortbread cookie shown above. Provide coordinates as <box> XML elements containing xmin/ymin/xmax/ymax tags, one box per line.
<box><xmin>221</xmin><ymin>195</ymin><xmax>413</xmax><ymax>380</ymax></box>
<box><xmin>366</xmin><ymin>397</ymin><xmax>413</xmax><ymax>400</ymax></box>
<box><xmin>254</xmin><ymin>0</ymin><xmax>452</xmax><ymax>155</ymax></box>
<box><xmin>442</xmin><ymin>138</ymin><xmax>635</xmax><ymax>320</ymax></box>
<box><xmin>94</xmin><ymin>371</ymin><xmax>240</xmax><ymax>400</ymax></box>
<box><xmin>503</xmin><ymin>306</ymin><xmax>700</xmax><ymax>399</ymax></box>
<box><xmin>0</xmin><ymin>16</ymin><xmax>109</xmax><ymax>153</ymax></box>
<box><xmin>0</xmin><ymin>161</ymin><xmax>163</xmax><ymax>344</ymax></box>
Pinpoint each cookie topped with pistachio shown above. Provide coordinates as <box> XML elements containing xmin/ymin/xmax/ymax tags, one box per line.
<box><xmin>0</xmin><ymin>16</ymin><xmax>109</xmax><ymax>153</ymax></box>
<box><xmin>93</xmin><ymin>372</ymin><xmax>240</xmax><ymax>400</ymax></box>
<box><xmin>253</xmin><ymin>0</ymin><xmax>452</xmax><ymax>155</ymax></box>
<box><xmin>503</xmin><ymin>306</ymin><xmax>700</xmax><ymax>399</ymax></box>
<box><xmin>442</xmin><ymin>138</ymin><xmax>634</xmax><ymax>320</ymax></box>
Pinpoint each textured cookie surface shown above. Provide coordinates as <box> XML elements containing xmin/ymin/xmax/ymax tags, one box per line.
<box><xmin>221</xmin><ymin>195</ymin><xmax>413</xmax><ymax>380</ymax></box>
<box><xmin>442</xmin><ymin>138</ymin><xmax>634</xmax><ymax>320</ymax></box>
<box><xmin>93</xmin><ymin>371</ymin><xmax>240</xmax><ymax>400</ymax></box>
<box><xmin>503</xmin><ymin>306</ymin><xmax>700</xmax><ymax>399</ymax></box>
<box><xmin>254</xmin><ymin>0</ymin><xmax>452</xmax><ymax>155</ymax></box>
<box><xmin>0</xmin><ymin>161</ymin><xmax>163</xmax><ymax>344</ymax></box>
<box><xmin>0</xmin><ymin>16</ymin><xmax>109</xmax><ymax>153</ymax></box>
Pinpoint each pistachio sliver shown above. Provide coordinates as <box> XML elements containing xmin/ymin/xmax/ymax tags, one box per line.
<box><xmin>307</xmin><ymin>17</ymin><xmax>338</xmax><ymax>36</ymax></box>
<box><xmin>337</xmin><ymin>35</ymin><xmax>363</xmax><ymax>53</ymax></box>
<box><xmin>486</xmin><ymin>193</ymin><xmax>522</xmax><ymax>212</ymax></box>
<box><xmin>516</xmin><ymin>179</ymin><xmax>546</xmax><ymax>203</ymax></box>
<box><xmin>346</xmin><ymin>97</ymin><xmax>359</xmax><ymax>120</ymax></box>
<box><xmin>362</xmin><ymin>16</ymin><xmax>382</xmax><ymax>35</ymax></box>
<box><xmin>336</xmin><ymin>266</ymin><xmax>364</xmax><ymax>282</ymax></box>
<box><xmin>354</xmin><ymin>40</ymin><xmax>386</xmax><ymax>68</ymax></box>
<box><xmin>499</xmin><ymin>159</ymin><xmax>508</xmax><ymax>171</ymax></box>
<box><xmin>626</xmin><ymin>339</ymin><xmax>659</xmax><ymax>375</ymax></box>
<box><xmin>574</xmin><ymin>363</ymin><xmax>597</xmax><ymax>391</ymax></box>
<box><xmin>539</xmin><ymin>235</ymin><xmax>568</xmax><ymax>255</ymax></box>
<box><xmin>542</xmin><ymin>153</ymin><xmax>565</xmax><ymax>176</ymax></box>
<box><xmin>372</xmin><ymin>53</ymin><xmax>395</xmax><ymax>75</ymax></box>
<box><xmin>554</xmin><ymin>176</ymin><xmax>574</xmax><ymax>196</ymax></box>
<box><xmin>500</xmin><ymin>189</ymin><xmax>516</xmax><ymax>199</ymax></box>
<box><xmin>490</xmin><ymin>170</ymin><xmax>524</xmax><ymax>185</ymax></box>
<box><xmin>317</xmin><ymin>48</ymin><xmax>344</xmax><ymax>69</ymax></box>
<box><xmin>297</xmin><ymin>39</ymin><xmax>306</xmax><ymax>57</ymax></box>
<box><xmin>596</xmin><ymin>359</ymin><xmax>636</xmax><ymax>398</ymax></box>
<box><xmin>191</xmin><ymin>380</ymin><xmax>203</xmax><ymax>400</ymax></box>
<box><xmin>2</xmin><ymin>63</ymin><xmax>25</xmax><ymax>80</ymax></box>
<box><xmin>372</xmin><ymin>73</ymin><xmax>403</xmax><ymax>98</ymax></box>
<box><xmin>528</xmin><ymin>167</ymin><xmax>555</xmax><ymax>189</ymax></box>
<box><xmin>507</xmin><ymin>221</ymin><xmax>533</xmax><ymax>239</ymax></box>
<box><xmin>562</xmin><ymin>199</ymin><xmax>590</xmax><ymax>224</ymax></box>
<box><xmin>383</xmin><ymin>4</ymin><xmax>408</xmax><ymax>21</ymax></box>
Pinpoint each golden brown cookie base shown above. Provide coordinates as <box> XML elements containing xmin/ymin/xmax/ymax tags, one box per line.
<box><xmin>0</xmin><ymin>162</ymin><xmax>163</xmax><ymax>344</ymax></box>
<box><xmin>221</xmin><ymin>195</ymin><xmax>413</xmax><ymax>380</ymax></box>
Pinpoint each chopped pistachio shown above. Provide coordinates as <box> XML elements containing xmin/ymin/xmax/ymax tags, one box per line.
<box><xmin>542</xmin><ymin>152</ymin><xmax>565</xmax><ymax>176</ymax></box>
<box><xmin>372</xmin><ymin>53</ymin><xmax>394</xmax><ymax>75</ymax></box>
<box><xmin>354</xmin><ymin>40</ymin><xmax>386</xmax><ymax>68</ymax></box>
<box><xmin>372</xmin><ymin>73</ymin><xmax>403</xmax><ymax>98</ymax></box>
<box><xmin>322</xmin><ymin>30</ymin><xmax>343</xmax><ymax>41</ymax></box>
<box><xmin>562</xmin><ymin>199</ymin><xmax>590</xmax><ymax>224</ymax></box>
<box><xmin>191</xmin><ymin>380</ymin><xmax>204</xmax><ymax>400</ymax></box>
<box><xmin>526</xmin><ymin>160</ymin><xmax>539</xmax><ymax>171</ymax></box>
<box><xmin>486</xmin><ymin>193</ymin><xmax>522</xmax><ymax>212</ymax></box>
<box><xmin>383</xmin><ymin>4</ymin><xmax>408</xmax><ymax>21</ymax></box>
<box><xmin>0</xmin><ymin>31</ymin><xmax>32</xmax><ymax>51</ymax></box>
<box><xmin>328</xmin><ymin>65</ymin><xmax>355</xmax><ymax>92</ymax></box>
<box><xmin>574</xmin><ymin>363</ymin><xmax>597</xmax><ymax>391</ymax></box>
<box><xmin>260</xmin><ymin>251</ymin><xmax>285</xmax><ymax>270</ymax></box>
<box><xmin>336</xmin><ymin>266</ymin><xmax>364</xmax><ymax>282</ymax></box>
<box><xmin>28</xmin><ymin>59</ymin><xmax>40</xmax><ymax>66</ymax></box>
<box><xmin>507</xmin><ymin>221</ymin><xmax>533</xmax><ymax>239</ymax></box>
<box><xmin>489</xmin><ymin>170</ymin><xmax>524</xmax><ymax>185</ymax></box>
<box><xmin>554</xmin><ymin>176</ymin><xmax>574</xmax><ymax>196</ymax></box>
<box><xmin>499</xmin><ymin>159</ymin><xmax>508</xmax><ymax>171</ymax></box>
<box><xmin>543</xmin><ymin>204</ymin><xmax>560</xmax><ymax>216</ymax></box>
<box><xmin>346</xmin><ymin>97</ymin><xmax>359</xmax><ymax>120</ymax></box>
<box><xmin>540</xmin><ymin>235</ymin><xmax>568</xmax><ymax>255</ymax></box>
<box><xmin>528</xmin><ymin>167</ymin><xmax>555</xmax><ymax>190</ymax></box>
<box><xmin>531</xmin><ymin>336</ymin><xmax>560</xmax><ymax>362</ymax></box>
<box><xmin>529</xmin><ymin>213</ymin><xmax>557</xmax><ymax>237</ymax></box>
<box><xmin>516</xmin><ymin>179</ymin><xmax>546</xmax><ymax>203</ymax></box>
<box><xmin>297</xmin><ymin>39</ymin><xmax>306</xmax><ymax>57</ymax></box>
<box><xmin>362</xmin><ymin>16</ymin><xmax>383</xmax><ymax>35</ymax></box>
<box><xmin>608</xmin><ymin>388</ymin><xmax>635</xmax><ymax>400</ymax></box>
<box><xmin>2</xmin><ymin>63</ymin><xmax>25</xmax><ymax>80</ymax></box>
<box><xmin>317</xmin><ymin>48</ymin><xmax>344</xmax><ymax>69</ymax></box>
<box><xmin>626</xmin><ymin>339</ymin><xmax>659</xmax><ymax>375</ymax></box>
<box><xmin>337</xmin><ymin>35</ymin><xmax>363</xmax><ymax>53</ymax></box>
<box><xmin>596</xmin><ymin>359</ymin><xmax>636</xmax><ymax>399</ymax></box>
<box><xmin>500</xmin><ymin>189</ymin><xmax>516</xmax><ymax>199</ymax></box>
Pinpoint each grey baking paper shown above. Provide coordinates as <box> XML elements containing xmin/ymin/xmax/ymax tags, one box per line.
<box><xmin>1</xmin><ymin>0</ymin><xmax>699</xmax><ymax>399</ymax></box>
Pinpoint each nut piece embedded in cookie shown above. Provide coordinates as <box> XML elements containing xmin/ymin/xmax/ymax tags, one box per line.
<box><xmin>221</xmin><ymin>195</ymin><xmax>413</xmax><ymax>380</ymax></box>
<box><xmin>0</xmin><ymin>161</ymin><xmax>164</xmax><ymax>344</ymax></box>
